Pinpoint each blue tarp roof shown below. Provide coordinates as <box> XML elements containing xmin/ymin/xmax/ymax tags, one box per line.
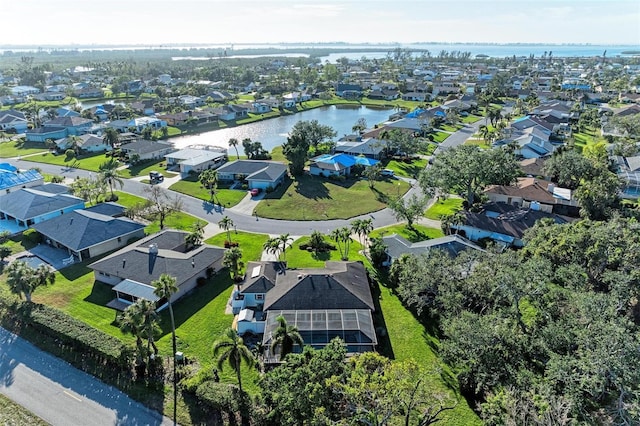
<box><xmin>0</xmin><ymin>168</ymin><xmax>43</xmax><ymax>190</ymax></box>
<box><xmin>315</xmin><ymin>154</ymin><xmax>379</xmax><ymax>167</ymax></box>
<box><xmin>405</xmin><ymin>108</ymin><xmax>426</xmax><ymax>118</ymax></box>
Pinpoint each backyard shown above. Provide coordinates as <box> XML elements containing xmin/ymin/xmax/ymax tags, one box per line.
<box><xmin>254</xmin><ymin>174</ymin><xmax>411</xmax><ymax>220</ymax></box>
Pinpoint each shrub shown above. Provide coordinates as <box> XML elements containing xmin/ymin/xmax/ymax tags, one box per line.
<box><xmin>22</xmin><ymin>229</ymin><xmax>42</xmax><ymax>245</ymax></box>
<box><xmin>196</xmin><ymin>276</ymin><xmax>207</xmax><ymax>287</ymax></box>
<box><xmin>50</xmin><ymin>175</ymin><xmax>65</xmax><ymax>183</ymax></box>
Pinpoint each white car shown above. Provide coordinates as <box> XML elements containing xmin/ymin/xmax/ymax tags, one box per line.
<box><xmin>381</xmin><ymin>169</ymin><xmax>395</xmax><ymax>177</ymax></box>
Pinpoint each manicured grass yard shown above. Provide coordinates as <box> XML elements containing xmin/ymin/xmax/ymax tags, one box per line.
<box><xmin>461</xmin><ymin>114</ymin><xmax>482</xmax><ymax>124</ymax></box>
<box><xmin>255</xmin><ymin>175</ymin><xmax>410</xmax><ymax>220</ymax></box>
<box><xmin>0</xmin><ymin>140</ymin><xmax>48</xmax><ymax>158</ymax></box>
<box><xmin>205</xmin><ymin>231</ymin><xmax>270</xmax><ymax>272</ymax></box>
<box><xmin>573</xmin><ymin>128</ymin><xmax>606</xmax><ymax>150</ymax></box>
<box><xmin>384</xmin><ymin>158</ymin><xmax>427</xmax><ymax>178</ymax></box>
<box><xmin>0</xmin><ymin>393</ymin><xmax>48</xmax><ymax>426</ymax></box>
<box><xmin>424</xmin><ymin>197</ymin><xmax>464</xmax><ymax>220</ymax></box>
<box><xmin>26</xmin><ymin>151</ymin><xmax>112</xmax><ymax>172</ymax></box>
<box><xmin>376</xmin><ymin>282</ymin><xmax>480</xmax><ymax>425</ymax></box>
<box><xmin>286</xmin><ymin>236</ymin><xmax>367</xmax><ymax>269</ymax></box>
<box><xmin>370</xmin><ymin>223</ymin><xmax>444</xmax><ymax>242</ymax></box>
<box><xmin>432</xmin><ymin>131</ymin><xmax>450</xmax><ymax>143</ymax></box>
<box><xmin>464</xmin><ymin>138</ymin><xmax>491</xmax><ymax>149</ymax></box>
<box><xmin>112</xmin><ymin>191</ymin><xmax>205</xmax><ymax>234</ymax></box>
<box><xmin>169</xmin><ymin>175</ymin><xmax>247</xmax><ymax>208</ymax></box>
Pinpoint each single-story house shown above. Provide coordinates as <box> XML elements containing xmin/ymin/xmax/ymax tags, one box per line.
<box><xmin>232</xmin><ymin>261</ymin><xmax>377</xmax><ymax>359</ymax></box>
<box><xmin>0</xmin><ymin>110</ymin><xmax>28</xmax><ymax>133</ymax></box>
<box><xmin>334</xmin><ymin>137</ymin><xmax>385</xmax><ymax>159</ymax></box>
<box><xmin>119</xmin><ymin>140</ymin><xmax>175</xmax><ymax>161</ymax></box>
<box><xmin>382</xmin><ymin>233</ymin><xmax>483</xmax><ymax>264</ymax></box>
<box><xmin>89</xmin><ymin>229</ymin><xmax>226</xmax><ymax>310</ymax></box>
<box><xmin>25</xmin><ymin>116</ymin><xmax>94</xmax><ymax>142</ymax></box>
<box><xmin>109</xmin><ymin>117</ymin><xmax>167</xmax><ymax>133</ymax></box>
<box><xmin>0</xmin><ymin>184</ymin><xmax>85</xmax><ymax>230</ymax></box>
<box><xmin>309</xmin><ymin>153</ymin><xmax>379</xmax><ymax>177</ymax></box>
<box><xmin>216</xmin><ymin>160</ymin><xmax>287</xmax><ymax>190</ymax></box>
<box><xmin>164</xmin><ymin>147</ymin><xmax>227</xmax><ymax>175</ymax></box>
<box><xmin>336</xmin><ymin>84</ymin><xmax>363</xmax><ymax>98</ymax></box>
<box><xmin>484</xmin><ymin>177</ymin><xmax>579</xmax><ymax>215</ymax></box>
<box><xmin>401</xmin><ymin>92</ymin><xmax>431</xmax><ymax>102</ymax></box>
<box><xmin>451</xmin><ymin>202</ymin><xmax>569</xmax><ymax>248</ymax></box>
<box><xmin>56</xmin><ymin>134</ymin><xmax>112</xmax><ymax>153</ymax></box>
<box><xmin>32</xmin><ymin>205</ymin><xmax>145</xmax><ymax>261</ymax></box>
<box><xmin>519</xmin><ymin>158</ymin><xmax>548</xmax><ymax>179</ymax></box>
<box><xmin>0</xmin><ymin>164</ymin><xmax>44</xmax><ymax>196</ymax></box>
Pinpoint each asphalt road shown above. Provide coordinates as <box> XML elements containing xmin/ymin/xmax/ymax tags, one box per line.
<box><xmin>434</xmin><ymin>119</ymin><xmax>485</xmax><ymax>154</ymax></box>
<box><xmin>0</xmin><ymin>327</ymin><xmax>173</xmax><ymax>426</ymax></box>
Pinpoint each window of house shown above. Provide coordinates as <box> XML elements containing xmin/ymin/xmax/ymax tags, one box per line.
<box><xmin>256</xmin><ymin>294</ymin><xmax>264</xmax><ymax>300</ymax></box>
<box><xmin>117</xmin><ymin>237</ymin><xmax>121</xmax><ymax>243</ymax></box>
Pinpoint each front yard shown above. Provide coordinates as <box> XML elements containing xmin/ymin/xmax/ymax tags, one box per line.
<box><xmin>168</xmin><ymin>175</ymin><xmax>248</xmax><ymax>208</ymax></box>
<box><xmin>254</xmin><ymin>174</ymin><xmax>411</xmax><ymax>220</ymax></box>
<box><xmin>370</xmin><ymin>223</ymin><xmax>444</xmax><ymax>242</ymax></box>
<box><xmin>24</xmin><ymin>151</ymin><xmax>112</xmax><ymax>172</ymax></box>
<box><xmin>424</xmin><ymin>197</ymin><xmax>464</xmax><ymax>220</ymax></box>
<box><xmin>0</xmin><ymin>140</ymin><xmax>48</xmax><ymax>158</ymax></box>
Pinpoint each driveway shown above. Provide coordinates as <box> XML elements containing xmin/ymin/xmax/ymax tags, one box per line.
<box><xmin>0</xmin><ymin>327</ymin><xmax>173</xmax><ymax>426</ymax></box>
<box><xmin>434</xmin><ymin>119</ymin><xmax>485</xmax><ymax>154</ymax></box>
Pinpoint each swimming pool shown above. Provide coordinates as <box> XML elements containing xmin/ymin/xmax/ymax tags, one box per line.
<box><xmin>15</xmin><ymin>255</ymin><xmax>47</xmax><ymax>269</ymax></box>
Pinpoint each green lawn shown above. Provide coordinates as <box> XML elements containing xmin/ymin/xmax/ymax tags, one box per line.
<box><xmin>464</xmin><ymin>138</ymin><xmax>491</xmax><ymax>149</ymax></box>
<box><xmin>118</xmin><ymin>159</ymin><xmax>178</xmax><ymax>179</ymax></box>
<box><xmin>384</xmin><ymin>158</ymin><xmax>427</xmax><ymax>178</ymax></box>
<box><xmin>255</xmin><ymin>175</ymin><xmax>410</xmax><ymax>220</ymax></box>
<box><xmin>286</xmin><ymin>236</ymin><xmax>367</xmax><ymax>269</ymax></box>
<box><xmin>25</xmin><ymin>151</ymin><xmax>113</xmax><ymax>172</ymax></box>
<box><xmin>432</xmin><ymin>131</ymin><xmax>450</xmax><ymax>143</ymax></box>
<box><xmin>4</xmin><ymin>232</ymin><xmax>39</xmax><ymax>255</ymax></box>
<box><xmin>269</xmin><ymin>145</ymin><xmax>286</xmax><ymax>162</ymax></box>
<box><xmin>205</xmin><ymin>231</ymin><xmax>270</xmax><ymax>271</ymax></box>
<box><xmin>461</xmin><ymin>114</ymin><xmax>482</xmax><ymax>124</ymax></box>
<box><xmin>0</xmin><ymin>140</ymin><xmax>48</xmax><ymax>158</ymax></box>
<box><xmin>112</xmin><ymin>191</ymin><xmax>205</xmax><ymax>233</ymax></box>
<box><xmin>425</xmin><ymin>198</ymin><xmax>464</xmax><ymax>220</ymax></box>
<box><xmin>168</xmin><ymin>175</ymin><xmax>247</xmax><ymax>208</ymax></box>
<box><xmin>573</xmin><ymin>128</ymin><xmax>606</xmax><ymax>150</ymax></box>
<box><xmin>370</xmin><ymin>223</ymin><xmax>444</xmax><ymax>242</ymax></box>
<box><xmin>376</xmin><ymin>283</ymin><xmax>480</xmax><ymax>425</ymax></box>
<box><xmin>440</xmin><ymin>124</ymin><xmax>463</xmax><ymax>132</ymax></box>
<box><xmin>0</xmin><ymin>393</ymin><xmax>48</xmax><ymax>426</ymax></box>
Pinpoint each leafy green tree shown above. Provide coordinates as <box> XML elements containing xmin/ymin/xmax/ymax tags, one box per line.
<box><xmin>269</xmin><ymin>315</ymin><xmax>304</xmax><ymax>359</ymax></box>
<box><xmin>352</xmin><ymin>117</ymin><xmax>367</xmax><ymax>134</ymax></box>
<box><xmin>420</xmin><ymin>145</ymin><xmax>519</xmax><ymax>208</ymax></box>
<box><xmin>388</xmin><ymin>194</ymin><xmax>429</xmax><ymax>229</ymax></box>
<box><xmin>223</xmin><ymin>246</ymin><xmax>244</xmax><ymax>282</ymax></box>
<box><xmin>574</xmin><ymin>164</ymin><xmax>622</xmax><ymax>220</ymax></box>
<box><xmin>363</xmin><ymin>163</ymin><xmax>383</xmax><ymax>188</ymax></box>
<box><xmin>289</xmin><ymin>119</ymin><xmax>336</xmax><ymax>150</ymax></box>
<box><xmin>213</xmin><ymin>328</ymin><xmax>254</xmax><ymax>393</ymax></box>
<box><xmin>184</xmin><ymin>221</ymin><xmax>205</xmax><ymax>250</ymax></box>
<box><xmin>5</xmin><ymin>261</ymin><xmax>55</xmax><ymax>303</ymax></box>
<box><xmin>367</xmin><ymin>237</ymin><xmax>388</xmax><ymax>268</ymax></box>
<box><xmin>103</xmin><ymin>127</ymin><xmax>120</xmax><ymax>149</ymax></box>
<box><xmin>98</xmin><ymin>158</ymin><xmax>123</xmax><ymax>200</ymax></box>
<box><xmin>543</xmin><ymin>150</ymin><xmax>595</xmax><ymax>190</ymax></box>
<box><xmin>282</xmin><ymin>132</ymin><xmax>309</xmax><ymax>176</ymax></box>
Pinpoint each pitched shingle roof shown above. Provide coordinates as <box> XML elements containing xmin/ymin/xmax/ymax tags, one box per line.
<box><xmin>32</xmin><ymin>209</ymin><xmax>145</xmax><ymax>251</ymax></box>
<box><xmin>382</xmin><ymin>233</ymin><xmax>483</xmax><ymax>260</ymax></box>
<box><xmin>216</xmin><ymin>160</ymin><xmax>287</xmax><ymax>181</ymax></box>
<box><xmin>0</xmin><ymin>187</ymin><xmax>83</xmax><ymax>220</ymax></box>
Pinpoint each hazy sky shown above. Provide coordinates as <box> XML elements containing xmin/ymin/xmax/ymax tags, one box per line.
<box><xmin>4</xmin><ymin>0</ymin><xmax>639</xmax><ymax>46</ymax></box>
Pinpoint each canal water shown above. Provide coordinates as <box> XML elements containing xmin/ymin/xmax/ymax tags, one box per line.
<box><xmin>169</xmin><ymin>105</ymin><xmax>394</xmax><ymax>152</ymax></box>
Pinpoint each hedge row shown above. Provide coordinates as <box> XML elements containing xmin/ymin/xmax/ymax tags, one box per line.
<box><xmin>20</xmin><ymin>303</ymin><xmax>131</xmax><ymax>368</ymax></box>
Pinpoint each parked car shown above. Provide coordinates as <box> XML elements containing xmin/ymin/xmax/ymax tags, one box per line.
<box><xmin>381</xmin><ymin>169</ymin><xmax>395</xmax><ymax>177</ymax></box>
<box><xmin>250</xmin><ymin>188</ymin><xmax>261</xmax><ymax>196</ymax></box>
<box><xmin>149</xmin><ymin>171</ymin><xmax>164</xmax><ymax>183</ymax></box>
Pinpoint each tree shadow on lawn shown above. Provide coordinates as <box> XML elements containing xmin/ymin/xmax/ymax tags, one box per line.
<box><xmin>156</xmin><ymin>274</ymin><xmax>234</xmax><ymax>337</ymax></box>
<box><xmin>370</xmin><ymin>278</ymin><xmax>395</xmax><ymax>360</ymax></box>
<box><xmin>58</xmin><ymin>262</ymin><xmax>93</xmax><ymax>281</ymax></box>
<box><xmin>84</xmin><ymin>281</ymin><xmax>115</xmax><ymax>306</ymax></box>
<box><xmin>405</xmin><ymin>226</ymin><xmax>436</xmax><ymax>243</ymax></box>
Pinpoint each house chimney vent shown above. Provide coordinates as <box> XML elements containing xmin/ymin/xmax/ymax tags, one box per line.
<box><xmin>149</xmin><ymin>243</ymin><xmax>158</xmax><ymax>255</ymax></box>
<box><xmin>122</xmin><ymin>259</ymin><xmax>126</xmax><ymax>268</ymax></box>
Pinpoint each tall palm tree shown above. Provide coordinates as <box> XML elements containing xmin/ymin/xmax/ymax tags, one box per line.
<box><xmin>119</xmin><ymin>304</ymin><xmax>147</xmax><ymax>366</ymax></box>
<box><xmin>278</xmin><ymin>233</ymin><xmax>293</xmax><ymax>262</ymax></box>
<box><xmin>263</xmin><ymin>237</ymin><xmax>281</xmax><ymax>258</ymax></box>
<box><xmin>223</xmin><ymin>247</ymin><xmax>244</xmax><ymax>285</ymax></box>
<box><xmin>351</xmin><ymin>218</ymin><xmax>373</xmax><ymax>248</ymax></box>
<box><xmin>213</xmin><ymin>328</ymin><xmax>254</xmax><ymax>393</ymax></box>
<box><xmin>338</xmin><ymin>227</ymin><xmax>352</xmax><ymax>260</ymax></box>
<box><xmin>199</xmin><ymin>169</ymin><xmax>219</xmax><ymax>204</ymax></box>
<box><xmin>269</xmin><ymin>315</ymin><xmax>304</xmax><ymax>360</ymax></box>
<box><xmin>184</xmin><ymin>221</ymin><xmax>205</xmax><ymax>250</ymax></box>
<box><xmin>330</xmin><ymin>228</ymin><xmax>345</xmax><ymax>260</ymax></box>
<box><xmin>218</xmin><ymin>216</ymin><xmax>234</xmax><ymax>244</ymax></box>
<box><xmin>228</xmin><ymin>137</ymin><xmax>240</xmax><ymax>160</ymax></box>
<box><xmin>152</xmin><ymin>274</ymin><xmax>179</xmax><ymax>424</ymax></box>
<box><xmin>5</xmin><ymin>261</ymin><xmax>55</xmax><ymax>303</ymax></box>
<box><xmin>103</xmin><ymin>127</ymin><xmax>120</xmax><ymax>149</ymax></box>
<box><xmin>98</xmin><ymin>158</ymin><xmax>123</xmax><ymax>200</ymax></box>
<box><xmin>135</xmin><ymin>299</ymin><xmax>159</xmax><ymax>360</ymax></box>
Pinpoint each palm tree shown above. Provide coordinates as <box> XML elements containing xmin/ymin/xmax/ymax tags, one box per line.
<box><xmin>184</xmin><ymin>221</ymin><xmax>205</xmax><ymax>250</ymax></box>
<box><xmin>351</xmin><ymin>218</ymin><xmax>373</xmax><ymax>248</ymax></box>
<box><xmin>218</xmin><ymin>216</ymin><xmax>234</xmax><ymax>244</ymax></box>
<box><xmin>228</xmin><ymin>138</ymin><xmax>240</xmax><ymax>159</ymax></box>
<box><xmin>199</xmin><ymin>169</ymin><xmax>219</xmax><ymax>204</ymax></box>
<box><xmin>119</xmin><ymin>303</ymin><xmax>147</xmax><ymax>366</ymax></box>
<box><xmin>5</xmin><ymin>261</ymin><xmax>55</xmax><ymax>303</ymax></box>
<box><xmin>98</xmin><ymin>158</ymin><xmax>123</xmax><ymax>200</ymax></box>
<box><xmin>330</xmin><ymin>228</ymin><xmax>345</xmax><ymax>260</ymax></box>
<box><xmin>338</xmin><ymin>227</ymin><xmax>352</xmax><ymax>260</ymax></box>
<box><xmin>223</xmin><ymin>247</ymin><xmax>244</xmax><ymax>285</ymax></box>
<box><xmin>263</xmin><ymin>237</ymin><xmax>281</xmax><ymax>258</ymax></box>
<box><xmin>308</xmin><ymin>230</ymin><xmax>326</xmax><ymax>255</ymax></box>
<box><xmin>130</xmin><ymin>299</ymin><xmax>159</xmax><ymax>361</ymax></box>
<box><xmin>103</xmin><ymin>127</ymin><xmax>120</xmax><ymax>149</ymax></box>
<box><xmin>66</xmin><ymin>135</ymin><xmax>82</xmax><ymax>157</ymax></box>
<box><xmin>213</xmin><ymin>328</ymin><xmax>254</xmax><ymax>393</ymax></box>
<box><xmin>152</xmin><ymin>274</ymin><xmax>179</xmax><ymax>424</ymax></box>
<box><xmin>278</xmin><ymin>233</ymin><xmax>293</xmax><ymax>262</ymax></box>
<box><xmin>269</xmin><ymin>315</ymin><xmax>304</xmax><ymax>360</ymax></box>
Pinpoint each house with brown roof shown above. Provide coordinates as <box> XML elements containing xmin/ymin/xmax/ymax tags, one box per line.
<box><xmin>484</xmin><ymin>177</ymin><xmax>579</xmax><ymax>215</ymax></box>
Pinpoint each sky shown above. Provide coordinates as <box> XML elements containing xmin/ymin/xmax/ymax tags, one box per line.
<box><xmin>3</xmin><ymin>0</ymin><xmax>639</xmax><ymax>47</ymax></box>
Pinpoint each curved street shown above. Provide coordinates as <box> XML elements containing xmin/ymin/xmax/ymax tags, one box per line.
<box><xmin>7</xmin><ymin>121</ymin><xmax>479</xmax><ymax>235</ymax></box>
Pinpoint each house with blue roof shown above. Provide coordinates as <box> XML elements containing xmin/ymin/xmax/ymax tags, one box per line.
<box><xmin>0</xmin><ymin>164</ymin><xmax>44</xmax><ymax>196</ymax></box>
<box><xmin>25</xmin><ymin>116</ymin><xmax>94</xmax><ymax>143</ymax></box>
<box><xmin>309</xmin><ymin>153</ymin><xmax>379</xmax><ymax>177</ymax></box>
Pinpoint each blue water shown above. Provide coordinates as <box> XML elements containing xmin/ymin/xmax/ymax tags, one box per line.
<box><xmin>16</xmin><ymin>255</ymin><xmax>47</xmax><ymax>269</ymax></box>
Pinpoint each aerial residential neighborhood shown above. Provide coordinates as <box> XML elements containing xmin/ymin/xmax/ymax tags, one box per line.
<box><xmin>0</xmin><ymin>2</ymin><xmax>639</xmax><ymax>425</ymax></box>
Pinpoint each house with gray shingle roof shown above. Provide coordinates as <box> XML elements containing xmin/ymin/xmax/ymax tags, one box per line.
<box><xmin>0</xmin><ymin>109</ymin><xmax>28</xmax><ymax>133</ymax></box>
<box><xmin>382</xmin><ymin>234</ymin><xmax>483</xmax><ymax>264</ymax></box>
<box><xmin>232</xmin><ymin>261</ymin><xmax>377</xmax><ymax>359</ymax></box>
<box><xmin>89</xmin><ymin>230</ymin><xmax>226</xmax><ymax>310</ymax></box>
<box><xmin>216</xmin><ymin>160</ymin><xmax>287</xmax><ymax>190</ymax></box>
<box><xmin>32</xmin><ymin>207</ymin><xmax>145</xmax><ymax>261</ymax></box>
<box><xmin>0</xmin><ymin>185</ymin><xmax>85</xmax><ymax>230</ymax></box>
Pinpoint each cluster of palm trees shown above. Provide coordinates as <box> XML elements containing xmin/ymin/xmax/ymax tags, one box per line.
<box><xmin>262</xmin><ymin>233</ymin><xmax>293</xmax><ymax>262</ymax></box>
<box><xmin>328</xmin><ymin>218</ymin><xmax>374</xmax><ymax>261</ymax></box>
